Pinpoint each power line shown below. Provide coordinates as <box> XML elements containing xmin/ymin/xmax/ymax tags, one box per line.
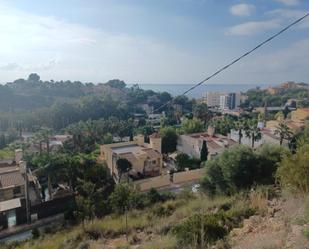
<box><xmin>154</xmin><ymin>12</ymin><xmax>309</xmax><ymax>112</ymax></box>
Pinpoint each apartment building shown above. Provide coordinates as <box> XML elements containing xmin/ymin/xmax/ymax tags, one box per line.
<box><xmin>202</xmin><ymin>92</ymin><xmax>241</xmax><ymax>110</ymax></box>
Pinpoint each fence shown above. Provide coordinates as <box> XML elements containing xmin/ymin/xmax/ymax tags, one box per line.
<box><xmin>133</xmin><ymin>168</ymin><xmax>204</xmax><ymax>192</ymax></box>
<box><xmin>31</xmin><ymin>195</ymin><xmax>75</xmax><ymax>219</ymax></box>
<box><xmin>173</xmin><ymin>168</ymin><xmax>204</xmax><ymax>184</ymax></box>
<box><xmin>134</xmin><ymin>174</ymin><xmax>171</xmax><ymax>192</ymax></box>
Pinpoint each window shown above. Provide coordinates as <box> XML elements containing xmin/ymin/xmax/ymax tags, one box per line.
<box><xmin>13</xmin><ymin>186</ymin><xmax>21</xmax><ymax>195</ymax></box>
<box><xmin>152</xmin><ymin>160</ymin><xmax>156</xmax><ymax>165</ymax></box>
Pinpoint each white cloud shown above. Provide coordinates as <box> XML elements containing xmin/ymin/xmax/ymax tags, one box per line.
<box><xmin>241</xmin><ymin>37</ymin><xmax>309</xmax><ymax>79</ymax></box>
<box><xmin>267</xmin><ymin>9</ymin><xmax>309</xmax><ymax>28</ymax></box>
<box><xmin>227</xmin><ymin>19</ymin><xmax>281</xmax><ymax>36</ymax></box>
<box><xmin>275</xmin><ymin>0</ymin><xmax>300</xmax><ymax>6</ymax></box>
<box><xmin>0</xmin><ymin>63</ymin><xmax>22</xmax><ymax>71</ymax></box>
<box><xmin>208</xmin><ymin>36</ymin><xmax>309</xmax><ymax>84</ymax></box>
<box><xmin>0</xmin><ymin>2</ymin><xmax>203</xmax><ymax>83</ymax></box>
<box><xmin>230</xmin><ymin>4</ymin><xmax>256</xmax><ymax>17</ymax></box>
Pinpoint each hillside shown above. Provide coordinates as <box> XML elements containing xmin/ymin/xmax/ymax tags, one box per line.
<box><xmin>0</xmin><ymin>74</ymin><xmax>172</xmax><ymax>132</ymax></box>
<box><xmin>1</xmin><ymin>188</ymin><xmax>308</xmax><ymax>249</ymax></box>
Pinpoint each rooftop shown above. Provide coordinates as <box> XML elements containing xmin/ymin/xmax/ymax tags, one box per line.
<box><xmin>112</xmin><ymin>144</ymin><xmax>143</xmax><ymax>154</ymax></box>
<box><xmin>0</xmin><ymin>170</ymin><xmax>25</xmax><ymax>189</ymax></box>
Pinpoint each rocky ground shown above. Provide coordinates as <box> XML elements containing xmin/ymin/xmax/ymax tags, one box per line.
<box><xmin>85</xmin><ymin>192</ymin><xmax>309</xmax><ymax>249</ymax></box>
<box><xmin>229</xmin><ymin>194</ymin><xmax>309</xmax><ymax>249</ymax></box>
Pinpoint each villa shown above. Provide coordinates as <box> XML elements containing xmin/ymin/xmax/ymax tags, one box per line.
<box><xmin>100</xmin><ymin>133</ymin><xmax>163</xmax><ymax>182</ymax></box>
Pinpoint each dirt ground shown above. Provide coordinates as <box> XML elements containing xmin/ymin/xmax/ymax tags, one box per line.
<box><xmin>230</xmin><ymin>194</ymin><xmax>309</xmax><ymax>249</ymax></box>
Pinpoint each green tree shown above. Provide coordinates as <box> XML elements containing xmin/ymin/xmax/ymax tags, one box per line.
<box><xmin>181</xmin><ymin>117</ymin><xmax>204</xmax><ymax>134</ymax></box>
<box><xmin>193</xmin><ymin>103</ymin><xmax>210</xmax><ymax>124</ymax></box>
<box><xmin>160</xmin><ymin>126</ymin><xmax>178</xmax><ymax>154</ymax></box>
<box><xmin>33</xmin><ymin>128</ymin><xmax>53</xmax><ymax>155</ymax></box>
<box><xmin>109</xmin><ymin>183</ymin><xmax>137</xmax><ymax>214</ymax></box>
<box><xmin>202</xmin><ymin>145</ymin><xmax>259</xmax><ymax>195</ymax></box>
<box><xmin>175</xmin><ymin>153</ymin><xmax>191</xmax><ymax>171</ymax></box>
<box><xmin>244</xmin><ymin>119</ymin><xmax>261</xmax><ymax>148</ymax></box>
<box><xmin>105</xmin><ymin>79</ymin><xmax>126</xmax><ymax>89</ymax></box>
<box><xmin>200</xmin><ymin>140</ymin><xmax>208</xmax><ymax>162</ymax></box>
<box><xmin>116</xmin><ymin>158</ymin><xmax>132</xmax><ymax>183</ymax></box>
<box><xmin>274</xmin><ymin>121</ymin><xmax>293</xmax><ymax>146</ymax></box>
<box><xmin>256</xmin><ymin>144</ymin><xmax>289</xmax><ymax>184</ymax></box>
<box><xmin>233</xmin><ymin>119</ymin><xmax>244</xmax><ymax>144</ymax></box>
<box><xmin>28</xmin><ymin>73</ymin><xmax>40</xmax><ymax>82</ymax></box>
<box><xmin>277</xmin><ymin>142</ymin><xmax>309</xmax><ymax>193</ymax></box>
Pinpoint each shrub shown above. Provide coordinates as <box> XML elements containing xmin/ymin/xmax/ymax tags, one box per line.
<box><xmin>277</xmin><ymin>142</ymin><xmax>309</xmax><ymax>193</ymax></box>
<box><xmin>109</xmin><ymin>183</ymin><xmax>139</xmax><ymax>213</ymax></box>
<box><xmin>150</xmin><ymin>204</ymin><xmax>175</xmax><ymax>217</ymax></box>
<box><xmin>304</xmin><ymin>228</ymin><xmax>309</xmax><ymax>240</ymax></box>
<box><xmin>172</xmin><ymin>200</ymin><xmax>255</xmax><ymax>247</ymax></box>
<box><xmin>32</xmin><ymin>227</ymin><xmax>40</xmax><ymax>239</ymax></box>
<box><xmin>172</xmin><ymin>213</ymin><xmax>227</xmax><ymax>246</ymax></box>
<box><xmin>249</xmin><ymin>186</ymin><xmax>269</xmax><ymax>215</ymax></box>
<box><xmin>160</xmin><ymin>126</ymin><xmax>178</xmax><ymax>154</ymax></box>
<box><xmin>256</xmin><ymin>144</ymin><xmax>289</xmax><ymax>184</ymax></box>
<box><xmin>202</xmin><ymin>144</ymin><xmax>287</xmax><ymax>195</ymax></box>
<box><xmin>221</xmin><ymin>207</ymin><xmax>255</xmax><ymax>230</ymax></box>
<box><xmin>175</xmin><ymin>153</ymin><xmax>201</xmax><ymax>171</ymax></box>
<box><xmin>77</xmin><ymin>241</ymin><xmax>90</xmax><ymax>249</ymax></box>
<box><xmin>147</xmin><ymin>188</ymin><xmax>163</xmax><ymax>203</ymax></box>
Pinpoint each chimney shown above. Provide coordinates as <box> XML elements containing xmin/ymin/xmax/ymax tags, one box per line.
<box><xmin>149</xmin><ymin>133</ymin><xmax>162</xmax><ymax>153</ymax></box>
<box><xmin>207</xmin><ymin>126</ymin><xmax>215</xmax><ymax>137</ymax></box>
<box><xmin>19</xmin><ymin>161</ymin><xmax>27</xmax><ymax>174</ymax></box>
<box><xmin>134</xmin><ymin>134</ymin><xmax>145</xmax><ymax>146</ymax></box>
<box><xmin>15</xmin><ymin>149</ymin><xmax>23</xmax><ymax>164</ymax></box>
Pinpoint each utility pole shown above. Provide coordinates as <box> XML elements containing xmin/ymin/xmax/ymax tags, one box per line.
<box><xmin>125</xmin><ymin>205</ymin><xmax>128</xmax><ymax>242</ymax></box>
<box><xmin>20</xmin><ymin>161</ymin><xmax>30</xmax><ymax>224</ymax></box>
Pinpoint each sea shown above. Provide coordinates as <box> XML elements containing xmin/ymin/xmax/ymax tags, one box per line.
<box><xmin>128</xmin><ymin>83</ymin><xmax>271</xmax><ymax>99</ymax></box>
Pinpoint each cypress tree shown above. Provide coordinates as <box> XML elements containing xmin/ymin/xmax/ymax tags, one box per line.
<box><xmin>200</xmin><ymin>140</ymin><xmax>208</xmax><ymax>162</ymax></box>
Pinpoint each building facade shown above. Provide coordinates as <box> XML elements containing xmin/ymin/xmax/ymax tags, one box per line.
<box><xmin>177</xmin><ymin>127</ymin><xmax>237</xmax><ymax>160</ymax></box>
<box><xmin>100</xmin><ymin>133</ymin><xmax>163</xmax><ymax>182</ymax></box>
<box><xmin>203</xmin><ymin>91</ymin><xmax>241</xmax><ymax>110</ymax></box>
<box><xmin>0</xmin><ymin>151</ymin><xmax>41</xmax><ymax>229</ymax></box>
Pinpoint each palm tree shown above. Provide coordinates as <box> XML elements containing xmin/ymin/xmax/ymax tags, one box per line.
<box><xmin>244</xmin><ymin>119</ymin><xmax>261</xmax><ymax>148</ymax></box>
<box><xmin>66</xmin><ymin>123</ymin><xmax>84</xmax><ymax>152</ymax></box>
<box><xmin>275</xmin><ymin>122</ymin><xmax>293</xmax><ymax>146</ymax></box>
<box><xmin>234</xmin><ymin>119</ymin><xmax>244</xmax><ymax>144</ymax></box>
<box><xmin>33</xmin><ymin>128</ymin><xmax>53</xmax><ymax>155</ymax></box>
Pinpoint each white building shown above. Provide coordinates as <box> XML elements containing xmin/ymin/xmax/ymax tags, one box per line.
<box><xmin>220</xmin><ymin>95</ymin><xmax>230</xmax><ymax>110</ymax></box>
<box><xmin>202</xmin><ymin>92</ymin><xmax>222</xmax><ymax>108</ymax></box>
<box><xmin>230</xmin><ymin>128</ymin><xmax>286</xmax><ymax>148</ymax></box>
<box><xmin>177</xmin><ymin>127</ymin><xmax>237</xmax><ymax>160</ymax></box>
<box><xmin>202</xmin><ymin>92</ymin><xmax>241</xmax><ymax>110</ymax></box>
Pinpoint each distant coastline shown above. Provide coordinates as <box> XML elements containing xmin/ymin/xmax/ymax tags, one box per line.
<box><xmin>128</xmin><ymin>83</ymin><xmax>272</xmax><ymax>98</ymax></box>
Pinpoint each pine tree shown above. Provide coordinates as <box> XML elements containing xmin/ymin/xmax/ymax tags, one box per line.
<box><xmin>200</xmin><ymin>140</ymin><xmax>208</xmax><ymax>162</ymax></box>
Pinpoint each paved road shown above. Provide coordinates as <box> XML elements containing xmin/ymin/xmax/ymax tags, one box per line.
<box><xmin>158</xmin><ymin>181</ymin><xmax>201</xmax><ymax>194</ymax></box>
<box><xmin>0</xmin><ymin>214</ymin><xmax>64</xmax><ymax>243</ymax></box>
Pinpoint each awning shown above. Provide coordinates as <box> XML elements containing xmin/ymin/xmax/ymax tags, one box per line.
<box><xmin>0</xmin><ymin>198</ymin><xmax>21</xmax><ymax>212</ymax></box>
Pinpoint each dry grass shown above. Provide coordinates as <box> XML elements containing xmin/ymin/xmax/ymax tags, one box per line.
<box><xmin>249</xmin><ymin>187</ymin><xmax>269</xmax><ymax>215</ymax></box>
<box><xmin>0</xmin><ymin>193</ymin><xmax>239</xmax><ymax>249</ymax></box>
<box><xmin>2</xmin><ymin>226</ymin><xmax>84</xmax><ymax>249</ymax></box>
<box><xmin>142</xmin><ymin>235</ymin><xmax>177</xmax><ymax>249</ymax></box>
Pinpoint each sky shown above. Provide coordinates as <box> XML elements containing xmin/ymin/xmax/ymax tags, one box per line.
<box><xmin>0</xmin><ymin>0</ymin><xmax>309</xmax><ymax>85</ymax></box>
